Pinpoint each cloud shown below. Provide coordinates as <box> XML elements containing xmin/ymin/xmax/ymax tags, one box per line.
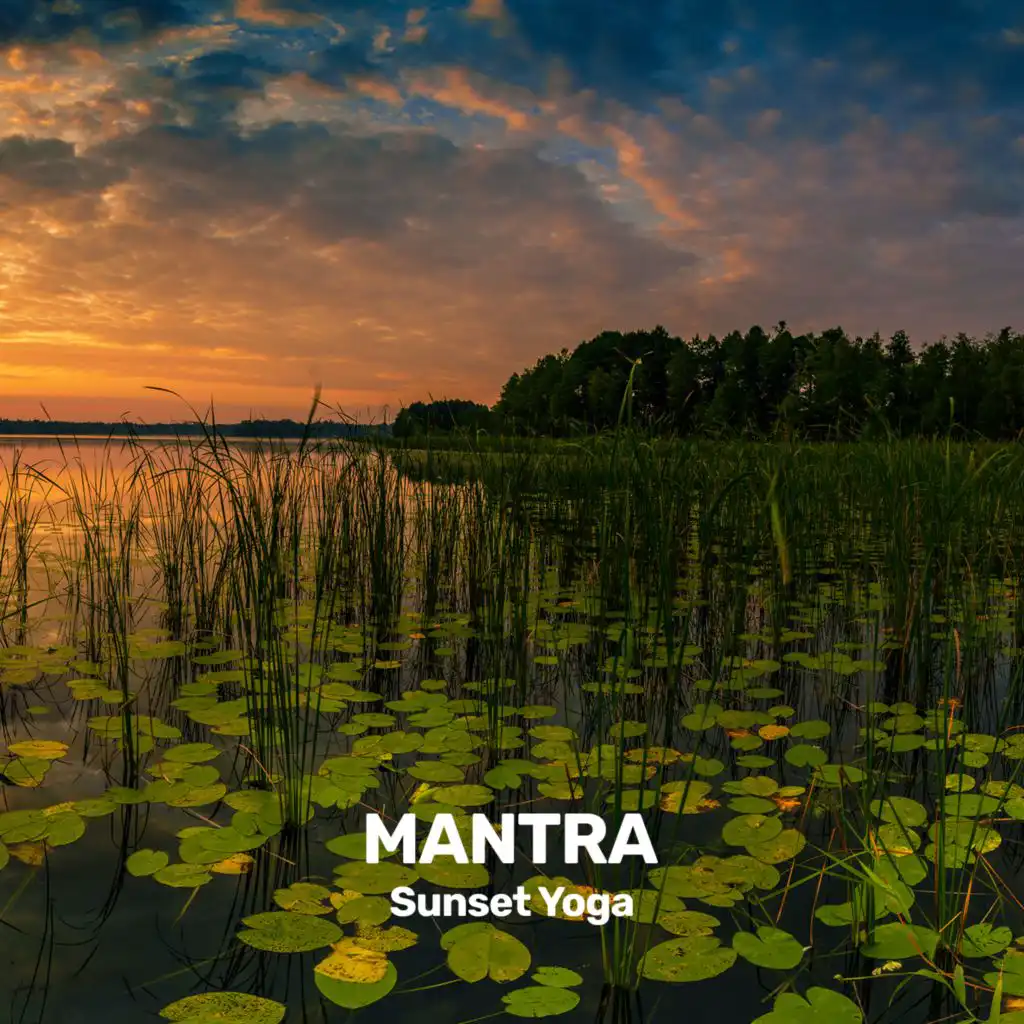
<box><xmin>0</xmin><ymin>134</ymin><xmax>125</xmax><ymax>194</ymax></box>
<box><xmin>0</xmin><ymin>0</ymin><xmax>1022</xmax><ymax>419</ymax></box>
<box><xmin>0</xmin><ymin>0</ymin><xmax>220</xmax><ymax>46</ymax></box>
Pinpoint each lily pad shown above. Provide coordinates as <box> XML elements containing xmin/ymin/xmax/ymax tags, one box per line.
<box><xmin>733</xmin><ymin>926</ymin><xmax>804</xmax><ymax>970</ymax></box>
<box><xmin>639</xmin><ymin>935</ymin><xmax>737</xmax><ymax>982</ymax></box>
<box><xmin>160</xmin><ymin>992</ymin><xmax>286</xmax><ymax>1023</ymax></box>
<box><xmin>238</xmin><ymin>911</ymin><xmax>342</xmax><ymax>953</ymax></box>
<box><xmin>502</xmin><ymin>986</ymin><xmax>581</xmax><ymax>1017</ymax></box>
<box><xmin>722</xmin><ymin>814</ymin><xmax>783</xmax><ymax>847</ymax></box>
<box><xmin>752</xmin><ymin>987</ymin><xmax>862</xmax><ymax>1024</ymax></box>
<box><xmin>315</xmin><ymin>959</ymin><xmax>398</xmax><ymax>1008</ymax></box>
<box><xmin>444</xmin><ymin>922</ymin><xmax>532</xmax><ymax>983</ymax></box>
<box><xmin>127</xmin><ymin>849</ymin><xmax>170</xmax><ymax>877</ymax></box>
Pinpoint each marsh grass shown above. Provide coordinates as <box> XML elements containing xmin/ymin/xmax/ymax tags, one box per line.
<box><xmin>4</xmin><ymin>410</ymin><xmax>1024</xmax><ymax>1023</ymax></box>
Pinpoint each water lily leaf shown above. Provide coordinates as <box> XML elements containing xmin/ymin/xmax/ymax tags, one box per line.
<box><xmin>485</xmin><ymin>765</ymin><xmax>523</xmax><ymax>790</ymax></box>
<box><xmin>238</xmin><ymin>911</ymin><xmax>342</xmax><ymax>952</ymax></box>
<box><xmin>127</xmin><ymin>849</ymin><xmax>169</xmax><ymax>877</ymax></box>
<box><xmin>639</xmin><ymin>935</ymin><xmax>737</xmax><ymax>982</ymax></box>
<box><xmin>44</xmin><ymin>811</ymin><xmax>85</xmax><ymax>846</ymax></box>
<box><xmin>60</xmin><ymin>794</ymin><xmax>112</xmax><ymax>818</ymax></box>
<box><xmin>722</xmin><ymin>814</ymin><xmax>783</xmax><ymax>847</ymax></box>
<box><xmin>445</xmin><ymin>922</ymin><xmax>532</xmax><ymax>983</ymax></box>
<box><xmin>659</xmin><ymin>780</ymin><xmax>714</xmax><ymax>814</ymax></box>
<box><xmin>502</xmin><ymin>986</ymin><xmax>580</xmax><ymax>1017</ymax></box>
<box><xmin>746</xmin><ymin>828</ymin><xmax>807</xmax><ymax>864</ymax></box>
<box><xmin>0</xmin><ymin>809</ymin><xmax>47</xmax><ymax>842</ymax></box>
<box><xmin>153</xmin><ymin>863</ymin><xmax>213</xmax><ymax>888</ymax></box>
<box><xmin>314</xmin><ymin>959</ymin><xmax>397</xmax><ymax>1008</ymax></box>
<box><xmin>869</xmin><ymin>796</ymin><xmax>928</xmax><ymax>828</ymax></box>
<box><xmin>166</xmin><ymin>783</ymin><xmax>227</xmax><ymax>808</ymax></box>
<box><xmin>531</xmin><ymin>967</ymin><xmax>583</xmax><ymax>988</ymax></box>
<box><xmin>273</xmin><ymin>882</ymin><xmax>334</xmax><ymax>915</ymax></box>
<box><xmin>942</xmin><ymin>793</ymin><xmax>1000</xmax><ymax>818</ymax></box>
<box><xmin>106</xmin><ymin>786</ymin><xmax>147</xmax><ymax>805</ymax></box>
<box><xmin>7</xmin><ymin>740</ymin><xmax>68</xmax><ymax>760</ymax></box>
<box><xmin>529</xmin><ymin>725</ymin><xmax>576</xmax><ymax>742</ymax></box>
<box><xmin>334</xmin><ymin>861</ymin><xmax>419</xmax><ymax>894</ymax></box>
<box><xmin>417</xmin><ymin>857</ymin><xmax>490</xmax><ymax>889</ymax></box>
<box><xmin>336</xmin><ymin>895</ymin><xmax>393</xmax><ymax>925</ymax></box>
<box><xmin>407</xmin><ymin>761</ymin><xmax>465</xmax><ymax>783</ymax></box>
<box><xmin>211</xmin><ymin>853</ymin><xmax>255</xmax><ymax>874</ymax></box>
<box><xmin>160</xmin><ymin>992</ymin><xmax>285</xmax><ymax>1023</ymax></box>
<box><xmin>733</xmin><ymin>926</ymin><xmax>805</xmax><ymax>969</ymax></box>
<box><xmin>620</xmin><ymin>888</ymin><xmax>685</xmax><ymax>923</ymax></box>
<box><xmin>752</xmin><ymin>987</ymin><xmax>862</xmax><ymax>1024</ymax></box>
<box><xmin>728</xmin><ymin>797</ymin><xmax>777</xmax><ymax>814</ymax></box>
<box><xmin>790</xmin><ymin>720</ymin><xmax>831</xmax><ymax>740</ymax></box>
<box><xmin>694</xmin><ymin>757</ymin><xmax>725</xmax><ymax>777</ymax></box>
<box><xmin>984</xmin><ymin>951</ymin><xmax>1024</xmax><ymax>995</ymax></box>
<box><xmin>812</xmin><ymin>764</ymin><xmax>865</xmax><ymax>787</ymax></box>
<box><xmin>327</xmin><ymin>832</ymin><xmax>394</xmax><ymax>860</ymax></box>
<box><xmin>164</xmin><ymin>742</ymin><xmax>220</xmax><ymax>764</ymax></box>
<box><xmin>960</xmin><ymin>923</ymin><xmax>1012</xmax><ymax>958</ymax></box>
<box><xmin>3</xmin><ymin>757</ymin><xmax>50</xmax><ymax>787</ymax></box>
<box><xmin>433</xmin><ymin>785</ymin><xmax>494</xmax><ymax>807</ymax></box>
<box><xmin>352</xmin><ymin>923</ymin><xmax>418</xmax><ymax>952</ymax></box>
<box><xmin>860</xmin><ymin>922</ymin><xmax>939</xmax><ymax>960</ymax></box>
<box><xmin>657</xmin><ymin>910</ymin><xmax>721</xmax><ymax>938</ymax></box>
<box><xmin>315</xmin><ymin>938</ymin><xmax>388</xmax><ymax>982</ymax></box>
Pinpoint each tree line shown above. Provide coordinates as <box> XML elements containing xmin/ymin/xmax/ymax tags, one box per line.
<box><xmin>393</xmin><ymin>324</ymin><xmax>1024</xmax><ymax>439</ymax></box>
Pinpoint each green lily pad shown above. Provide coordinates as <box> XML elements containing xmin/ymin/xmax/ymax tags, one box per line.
<box><xmin>733</xmin><ymin>926</ymin><xmax>805</xmax><ymax>970</ymax></box>
<box><xmin>433</xmin><ymin>785</ymin><xmax>495</xmax><ymax>807</ymax></box>
<box><xmin>334</xmin><ymin>861</ymin><xmax>419</xmax><ymax>894</ymax></box>
<box><xmin>960</xmin><ymin>923</ymin><xmax>1013</xmax><ymax>958</ymax></box>
<box><xmin>127</xmin><ymin>849</ymin><xmax>170</xmax><ymax>877</ymax></box>
<box><xmin>502</xmin><ymin>986</ymin><xmax>581</xmax><ymax>1017</ymax></box>
<box><xmin>315</xmin><ymin>959</ymin><xmax>398</xmax><ymax>1008</ymax></box>
<box><xmin>417</xmin><ymin>857</ymin><xmax>490</xmax><ymax>889</ymax></box>
<box><xmin>722</xmin><ymin>814</ymin><xmax>783</xmax><ymax>847</ymax></box>
<box><xmin>407</xmin><ymin>761</ymin><xmax>465</xmax><ymax>783</ymax></box>
<box><xmin>160</xmin><ymin>992</ymin><xmax>286</xmax><ymax>1023</ymax></box>
<box><xmin>444</xmin><ymin>923</ymin><xmax>532</xmax><ymax>983</ymax></box>
<box><xmin>639</xmin><ymin>935</ymin><xmax>737</xmax><ymax>982</ymax></box>
<box><xmin>327</xmin><ymin>832</ymin><xmax>394</xmax><ymax>860</ymax></box>
<box><xmin>746</xmin><ymin>828</ymin><xmax>807</xmax><ymax>864</ymax></box>
<box><xmin>531</xmin><ymin>967</ymin><xmax>583</xmax><ymax>988</ymax></box>
<box><xmin>752</xmin><ymin>986</ymin><xmax>862</xmax><ymax>1024</ymax></box>
<box><xmin>336</xmin><ymin>895</ymin><xmax>393</xmax><ymax>925</ymax></box>
<box><xmin>869</xmin><ymin>796</ymin><xmax>928</xmax><ymax>828</ymax></box>
<box><xmin>238</xmin><ymin>911</ymin><xmax>342</xmax><ymax>952</ymax></box>
<box><xmin>153</xmin><ymin>863</ymin><xmax>213</xmax><ymax>888</ymax></box>
<box><xmin>860</xmin><ymin>922</ymin><xmax>939</xmax><ymax>960</ymax></box>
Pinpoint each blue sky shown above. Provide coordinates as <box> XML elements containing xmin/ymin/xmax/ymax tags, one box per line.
<box><xmin>1</xmin><ymin>0</ymin><xmax>1022</xmax><ymax>419</ymax></box>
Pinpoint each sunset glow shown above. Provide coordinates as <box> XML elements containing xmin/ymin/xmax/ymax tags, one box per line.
<box><xmin>1</xmin><ymin>0</ymin><xmax>1022</xmax><ymax>422</ymax></box>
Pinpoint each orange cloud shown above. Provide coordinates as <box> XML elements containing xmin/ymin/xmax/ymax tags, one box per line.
<box><xmin>349</xmin><ymin>76</ymin><xmax>405</xmax><ymax>106</ymax></box>
<box><xmin>602</xmin><ymin>124</ymin><xmax>703</xmax><ymax>232</ymax></box>
<box><xmin>406</xmin><ymin>67</ymin><xmax>533</xmax><ymax>129</ymax></box>
<box><xmin>402</xmin><ymin>8</ymin><xmax>428</xmax><ymax>43</ymax></box>
<box><xmin>466</xmin><ymin>0</ymin><xmax>505</xmax><ymax>20</ymax></box>
<box><xmin>233</xmin><ymin>0</ymin><xmax>321</xmax><ymax>27</ymax></box>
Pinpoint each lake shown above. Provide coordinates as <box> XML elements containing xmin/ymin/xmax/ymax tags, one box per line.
<box><xmin>1</xmin><ymin>434</ymin><xmax>1023</xmax><ymax>1024</ymax></box>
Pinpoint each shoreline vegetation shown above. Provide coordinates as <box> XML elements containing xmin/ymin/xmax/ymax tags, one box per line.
<box><xmin>6</xmin><ymin>322</ymin><xmax>1024</xmax><ymax>447</ymax></box>
<box><xmin>391</xmin><ymin>322</ymin><xmax>1024</xmax><ymax>443</ymax></box>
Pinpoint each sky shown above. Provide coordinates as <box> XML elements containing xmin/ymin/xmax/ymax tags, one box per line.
<box><xmin>0</xmin><ymin>0</ymin><xmax>1022</xmax><ymax>423</ymax></box>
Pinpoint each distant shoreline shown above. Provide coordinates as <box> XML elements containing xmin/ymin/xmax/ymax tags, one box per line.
<box><xmin>0</xmin><ymin>420</ymin><xmax>389</xmax><ymax>440</ymax></box>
